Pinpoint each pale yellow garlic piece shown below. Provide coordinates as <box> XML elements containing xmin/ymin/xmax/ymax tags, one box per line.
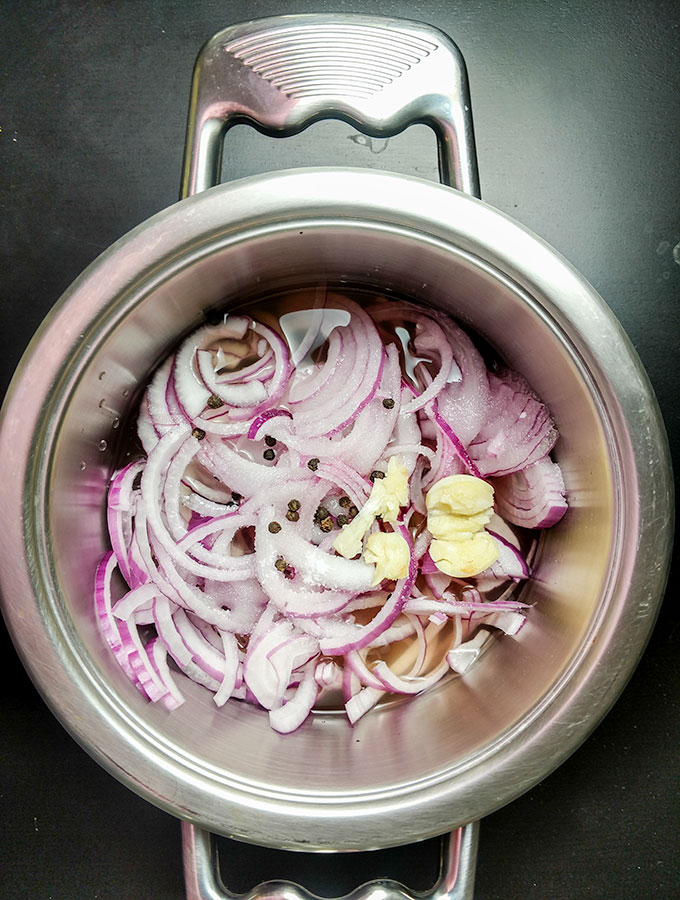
<box><xmin>332</xmin><ymin>502</ymin><xmax>378</xmax><ymax>560</ymax></box>
<box><xmin>363</xmin><ymin>531</ymin><xmax>410</xmax><ymax>585</ymax></box>
<box><xmin>425</xmin><ymin>474</ymin><xmax>495</xmax><ymax>517</ymax></box>
<box><xmin>425</xmin><ymin>474</ymin><xmax>497</xmax><ymax>576</ymax></box>
<box><xmin>430</xmin><ymin>533</ymin><xmax>499</xmax><ymax>578</ymax></box>
<box><xmin>333</xmin><ymin>456</ymin><xmax>410</xmax><ymax>559</ymax></box>
<box><xmin>427</xmin><ymin>508</ymin><xmax>493</xmax><ymax>540</ymax></box>
<box><xmin>372</xmin><ymin>455</ymin><xmax>410</xmax><ymax>523</ymax></box>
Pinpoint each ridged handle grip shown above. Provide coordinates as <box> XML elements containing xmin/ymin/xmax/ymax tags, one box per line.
<box><xmin>182</xmin><ymin>821</ymin><xmax>479</xmax><ymax>900</ymax></box>
<box><xmin>181</xmin><ymin>14</ymin><xmax>479</xmax><ymax>198</ymax></box>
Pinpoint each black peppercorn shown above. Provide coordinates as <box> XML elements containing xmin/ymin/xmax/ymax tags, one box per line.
<box><xmin>274</xmin><ymin>556</ymin><xmax>287</xmax><ymax>571</ymax></box>
<box><xmin>318</xmin><ymin>516</ymin><xmax>334</xmax><ymax>533</ymax></box>
<box><xmin>287</xmin><ymin>498</ymin><xmax>301</xmax><ymax>511</ymax></box>
<box><xmin>264</xmin><ymin>435</ymin><xmax>277</xmax><ymax>447</ymax></box>
<box><xmin>286</xmin><ymin>509</ymin><xmax>300</xmax><ymax>522</ymax></box>
<box><xmin>263</xmin><ymin>448</ymin><xmax>276</xmax><ymax>461</ymax></box>
<box><xmin>338</xmin><ymin>496</ymin><xmax>351</xmax><ymax>508</ymax></box>
<box><xmin>382</xmin><ymin>397</ymin><xmax>395</xmax><ymax>409</ymax></box>
<box><xmin>370</xmin><ymin>470</ymin><xmax>385</xmax><ymax>481</ymax></box>
<box><xmin>206</xmin><ymin>394</ymin><xmax>223</xmax><ymax>409</ymax></box>
<box><xmin>268</xmin><ymin>521</ymin><xmax>282</xmax><ymax>534</ymax></box>
<box><xmin>231</xmin><ymin>492</ymin><xmax>242</xmax><ymax>503</ymax></box>
<box><xmin>307</xmin><ymin>457</ymin><xmax>320</xmax><ymax>471</ymax></box>
<box><xmin>348</xmin><ymin>505</ymin><xmax>359</xmax><ymax>519</ymax></box>
<box><xmin>191</xmin><ymin>427</ymin><xmax>206</xmax><ymax>441</ymax></box>
<box><xmin>336</xmin><ymin>514</ymin><xmax>349</xmax><ymax>527</ymax></box>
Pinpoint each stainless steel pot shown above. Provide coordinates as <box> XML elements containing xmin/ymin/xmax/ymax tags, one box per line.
<box><xmin>0</xmin><ymin>15</ymin><xmax>672</xmax><ymax>900</ymax></box>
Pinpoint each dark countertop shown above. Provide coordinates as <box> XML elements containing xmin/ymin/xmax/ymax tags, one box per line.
<box><xmin>1</xmin><ymin>2</ymin><xmax>678</xmax><ymax>898</ymax></box>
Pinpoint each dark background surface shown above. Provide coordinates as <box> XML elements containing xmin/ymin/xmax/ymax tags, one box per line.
<box><xmin>1</xmin><ymin>1</ymin><xmax>678</xmax><ymax>898</ymax></box>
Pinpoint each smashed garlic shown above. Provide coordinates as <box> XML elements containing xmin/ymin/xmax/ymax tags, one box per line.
<box><xmin>430</xmin><ymin>533</ymin><xmax>499</xmax><ymax>578</ymax></box>
<box><xmin>427</xmin><ymin>508</ymin><xmax>492</xmax><ymax>540</ymax></box>
<box><xmin>363</xmin><ymin>531</ymin><xmax>410</xmax><ymax>585</ymax></box>
<box><xmin>425</xmin><ymin>474</ymin><xmax>498</xmax><ymax>577</ymax></box>
<box><xmin>372</xmin><ymin>454</ymin><xmax>410</xmax><ymax>522</ymax></box>
<box><xmin>333</xmin><ymin>456</ymin><xmax>409</xmax><ymax>559</ymax></box>
<box><xmin>426</xmin><ymin>474</ymin><xmax>495</xmax><ymax>517</ymax></box>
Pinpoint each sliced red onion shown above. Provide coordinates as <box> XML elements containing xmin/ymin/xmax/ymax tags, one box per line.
<box><xmin>345</xmin><ymin>650</ymin><xmax>387</xmax><ymax>690</ymax></box>
<box><xmin>446</xmin><ymin>630</ymin><xmax>490</xmax><ymax>674</ymax></box>
<box><xmin>141</xmin><ymin>431</ymin><xmax>256</xmax><ymax>581</ymax></box>
<box><xmin>172</xmin><ymin>320</ymin><xmax>252</xmax><ymax>418</ymax></box>
<box><xmin>125</xmin><ymin>628</ymin><xmax>169</xmax><ymax>704</ymax></box>
<box><xmin>227</xmin><ymin>321</ymin><xmax>292</xmax><ymax>422</ymax></box>
<box><xmin>268</xmin><ymin>664</ymin><xmax>320</xmax><ymax>734</ymax></box>
<box><xmin>428</xmin><ymin>402</ymin><xmax>480</xmax><ymax>479</ymax></box>
<box><xmin>266</xmin><ymin>633</ymin><xmax>319</xmax><ymax>699</ymax></box>
<box><xmin>432</xmin><ymin>312</ymin><xmax>491</xmax><ymax>446</ymax></box>
<box><xmin>152</xmin><ymin>596</ymin><xmax>221</xmax><ymax>690</ymax></box>
<box><xmin>424</xmin><ymin>570</ymin><xmax>453</xmax><ymax>599</ymax></box>
<box><xmin>278</xmin><ymin>344</ymin><xmax>401</xmax><ymax>474</ymax></box>
<box><xmin>468</xmin><ymin>369</ymin><xmax>558</xmax><ymax>477</ymax></box>
<box><xmin>145</xmin><ymin>357</ymin><xmax>183</xmax><ymax>441</ymax></box>
<box><xmin>196</xmin><ymin>349</ymin><xmax>269</xmax><ymax>408</ymax></box>
<box><xmin>372</xmin><ymin>656</ymin><xmax>451</xmax><ymax>695</ymax></box>
<box><xmin>97</xmin><ymin>569</ymin><xmax>167</xmax><ymax>702</ymax></box>
<box><xmin>205</xmin><ymin>579</ymin><xmax>268</xmax><ymax>634</ymax></box>
<box><xmin>291</xmin><ymin>298</ymin><xmax>385</xmax><ymax>438</ymax></box>
<box><xmin>210</xmin><ymin>347</ymin><xmax>274</xmax><ymax>384</ymax></box>
<box><xmin>277</xmin><ymin>529</ymin><xmax>375</xmax><ymax>592</ymax></box>
<box><xmin>95</xmin><ymin>552</ymin><xmax>137</xmax><ymax>682</ymax></box>
<box><xmin>181</xmin><ymin>473</ymin><xmax>235</xmax><ymax>504</ymax></box>
<box><xmin>247</xmin><ymin>408</ymin><xmax>294</xmax><ymax>441</ymax></box>
<box><xmin>107</xmin><ymin>460</ymin><xmax>144</xmax><ymax>583</ymax></box>
<box><xmin>243</xmin><ymin>619</ymin><xmax>297</xmax><ymax>709</ymax></box>
<box><xmin>173</xmin><ymin>608</ymin><xmax>228</xmax><ymax>684</ymax></box>
<box><xmin>314</xmin><ymin>659</ymin><xmax>342</xmax><ymax>689</ymax></box>
<box><xmin>147</xmin><ymin>636</ymin><xmax>186</xmax><ymax>710</ymax></box>
<box><xmin>288</xmin><ymin>326</ymin><xmax>345</xmax><ymax>405</ymax></box>
<box><xmin>492</xmin><ymin>455</ymin><xmax>567</xmax><ymax>528</ymax></box>
<box><xmin>197</xmin><ymin>438</ymin><xmax>287</xmax><ymax>497</ymax></box>
<box><xmin>400</xmin><ymin>315</ymin><xmax>454</xmax><ymax>415</ymax></box>
<box><xmin>254</xmin><ymin>511</ymin><xmax>359</xmax><ymax>619</ymax></box>
<box><xmin>367</xmin><ymin>615</ymin><xmax>417</xmax><ymax>649</ymax></box>
<box><xmin>484</xmin><ymin>530</ymin><xmax>531</xmax><ymax>581</ymax></box>
<box><xmin>315</xmin><ymin>460</ymin><xmax>372</xmax><ymax>507</ymax></box>
<box><xmin>112</xmin><ymin>583</ymin><xmax>158</xmax><ymax>624</ymax></box>
<box><xmin>345</xmin><ymin>685</ymin><xmax>383</xmax><ymax>725</ymax></box>
<box><xmin>181</xmin><ymin>492</ymin><xmax>236</xmax><ymax>519</ymax></box>
<box><xmin>420</xmin><ymin>550</ymin><xmax>439</xmax><ymax>575</ymax></box>
<box><xmin>98</xmin><ymin>295</ymin><xmax>568</xmax><ymax>731</ymax></box>
<box><xmin>404</xmin><ymin>614</ymin><xmax>428</xmax><ymax>677</ymax></box>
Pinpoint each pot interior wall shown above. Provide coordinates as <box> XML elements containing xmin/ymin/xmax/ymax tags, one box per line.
<box><xmin>45</xmin><ymin>222</ymin><xmax>614</xmax><ymax>824</ymax></box>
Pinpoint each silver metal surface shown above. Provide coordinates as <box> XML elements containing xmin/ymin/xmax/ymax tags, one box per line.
<box><xmin>182</xmin><ymin>821</ymin><xmax>478</xmax><ymax>900</ymax></box>
<box><xmin>181</xmin><ymin>15</ymin><xmax>479</xmax><ymax>197</ymax></box>
<box><xmin>0</xmin><ymin>13</ymin><xmax>672</xmax><ymax>862</ymax></box>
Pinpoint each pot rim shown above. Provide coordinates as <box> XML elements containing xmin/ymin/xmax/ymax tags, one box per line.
<box><xmin>0</xmin><ymin>168</ymin><xmax>673</xmax><ymax>849</ymax></box>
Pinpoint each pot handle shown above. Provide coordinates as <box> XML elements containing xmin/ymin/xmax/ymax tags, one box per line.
<box><xmin>182</xmin><ymin>820</ymin><xmax>479</xmax><ymax>900</ymax></box>
<box><xmin>180</xmin><ymin>14</ymin><xmax>479</xmax><ymax>199</ymax></box>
